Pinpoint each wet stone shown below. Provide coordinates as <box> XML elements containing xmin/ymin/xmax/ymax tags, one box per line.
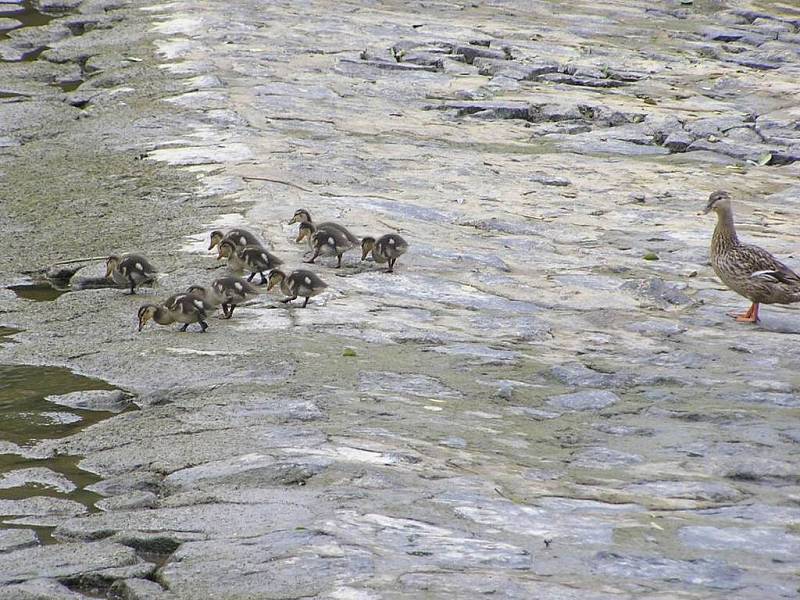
<box><xmin>621</xmin><ymin>277</ymin><xmax>693</xmax><ymax>308</ymax></box>
<box><xmin>162</xmin><ymin>454</ymin><xmax>329</xmax><ymax>491</ymax></box>
<box><xmin>0</xmin><ymin>529</ymin><xmax>38</xmax><ymax>553</ymax></box>
<box><xmin>95</xmin><ymin>491</ymin><xmax>158</xmax><ymax>512</ymax></box>
<box><xmin>358</xmin><ymin>371</ymin><xmax>462</xmax><ymax>399</ymax></box>
<box><xmin>547</xmin><ymin>390</ymin><xmax>620</xmax><ymax>411</ymax></box>
<box><xmin>0</xmin><ymin>541</ymin><xmax>145</xmax><ymax>585</ymax></box>
<box><xmin>0</xmin><ymin>578</ymin><xmax>86</xmax><ymax>599</ymax></box>
<box><xmin>679</xmin><ymin>525</ymin><xmax>800</xmax><ymax>558</ymax></box>
<box><xmin>550</xmin><ymin>363</ymin><xmax>621</xmax><ymax>388</ymax></box>
<box><xmin>592</xmin><ymin>551</ymin><xmax>743</xmax><ymax>590</ymax></box>
<box><xmin>54</xmin><ymin>501</ymin><xmax>314</xmax><ymax>541</ymax></box>
<box><xmin>0</xmin><ymin>496</ymin><xmax>86</xmax><ymax>518</ymax></box>
<box><xmin>0</xmin><ymin>467</ymin><xmax>76</xmax><ymax>493</ymax></box>
<box><xmin>85</xmin><ymin>471</ymin><xmax>162</xmax><ymax>497</ymax></box>
<box><xmin>624</xmin><ymin>480</ymin><xmax>743</xmax><ymax>503</ymax></box>
<box><xmin>159</xmin><ymin>530</ymin><xmax>375</xmax><ymax>600</ymax></box>
<box><xmin>109</xmin><ymin>577</ymin><xmax>173</xmax><ymax>600</ymax></box>
<box><xmin>574</xmin><ymin>447</ymin><xmax>643</xmax><ymax>469</ymax></box>
<box><xmin>327</xmin><ymin>511</ymin><xmax>533</xmax><ymax>571</ymax></box>
<box><xmin>45</xmin><ymin>389</ymin><xmax>132</xmax><ymax>413</ymax></box>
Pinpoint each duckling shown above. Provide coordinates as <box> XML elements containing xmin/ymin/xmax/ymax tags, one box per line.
<box><xmin>703</xmin><ymin>190</ymin><xmax>800</xmax><ymax>323</ymax></box>
<box><xmin>106</xmin><ymin>254</ymin><xmax>157</xmax><ymax>294</ymax></box>
<box><xmin>217</xmin><ymin>240</ymin><xmax>283</xmax><ymax>284</ymax></box>
<box><xmin>267</xmin><ymin>269</ymin><xmax>328</xmax><ymax>308</ymax></box>
<box><xmin>137</xmin><ymin>294</ymin><xmax>212</xmax><ymax>332</ymax></box>
<box><xmin>187</xmin><ymin>276</ymin><xmax>262</xmax><ymax>319</ymax></box>
<box><xmin>208</xmin><ymin>228</ymin><xmax>264</xmax><ymax>251</ymax></box>
<box><xmin>361</xmin><ymin>233</ymin><xmax>408</xmax><ymax>273</ymax></box>
<box><xmin>296</xmin><ymin>222</ymin><xmax>356</xmax><ymax>268</ymax></box>
<box><xmin>288</xmin><ymin>208</ymin><xmax>360</xmax><ymax>245</ymax></box>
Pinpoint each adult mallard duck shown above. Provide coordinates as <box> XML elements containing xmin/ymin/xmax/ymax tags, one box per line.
<box><xmin>267</xmin><ymin>269</ymin><xmax>328</xmax><ymax>308</ymax></box>
<box><xmin>216</xmin><ymin>240</ymin><xmax>283</xmax><ymax>284</ymax></box>
<box><xmin>208</xmin><ymin>228</ymin><xmax>264</xmax><ymax>251</ymax></box>
<box><xmin>187</xmin><ymin>276</ymin><xmax>262</xmax><ymax>319</ymax></box>
<box><xmin>361</xmin><ymin>233</ymin><xmax>408</xmax><ymax>273</ymax></box>
<box><xmin>296</xmin><ymin>222</ymin><xmax>356</xmax><ymax>268</ymax></box>
<box><xmin>106</xmin><ymin>254</ymin><xmax>157</xmax><ymax>294</ymax></box>
<box><xmin>137</xmin><ymin>294</ymin><xmax>212</xmax><ymax>332</ymax></box>
<box><xmin>702</xmin><ymin>190</ymin><xmax>800</xmax><ymax>322</ymax></box>
<box><xmin>288</xmin><ymin>209</ymin><xmax>359</xmax><ymax>244</ymax></box>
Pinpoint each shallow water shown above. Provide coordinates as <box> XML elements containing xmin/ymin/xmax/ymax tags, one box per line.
<box><xmin>8</xmin><ymin>283</ymin><xmax>69</xmax><ymax>302</ymax></box>
<box><xmin>0</xmin><ymin>0</ymin><xmax>54</xmax><ymax>41</ymax></box>
<box><xmin>0</xmin><ymin>331</ymin><xmax>123</xmax><ymax>543</ymax></box>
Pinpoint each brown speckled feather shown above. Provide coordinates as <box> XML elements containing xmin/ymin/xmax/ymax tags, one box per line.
<box><xmin>711</xmin><ymin>206</ymin><xmax>800</xmax><ymax>305</ymax></box>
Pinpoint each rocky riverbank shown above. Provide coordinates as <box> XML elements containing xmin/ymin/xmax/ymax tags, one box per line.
<box><xmin>1</xmin><ymin>0</ymin><xmax>800</xmax><ymax>598</ymax></box>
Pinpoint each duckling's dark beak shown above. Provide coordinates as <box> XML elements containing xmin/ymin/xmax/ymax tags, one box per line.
<box><xmin>207</xmin><ymin>242</ymin><xmax>215</xmax><ymax>250</ymax></box>
<box><xmin>137</xmin><ymin>319</ymin><xmax>145</xmax><ymax>332</ymax></box>
<box><xmin>288</xmin><ymin>217</ymin><xmax>297</xmax><ymax>225</ymax></box>
<box><xmin>216</xmin><ymin>253</ymin><xmax>224</xmax><ymax>261</ymax></box>
<box><xmin>361</xmin><ymin>250</ymin><xmax>368</xmax><ymax>261</ymax></box>
<box><xmin>294</xmin><ymin>234</ymin><xmax>303</xmax><ymax>243</ymax></box>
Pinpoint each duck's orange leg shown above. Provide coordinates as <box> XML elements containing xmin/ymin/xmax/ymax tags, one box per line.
<box><xmin>728</xmin><ymin>302</ymin><xmax>759</xmax><ymax>323</ymax></box>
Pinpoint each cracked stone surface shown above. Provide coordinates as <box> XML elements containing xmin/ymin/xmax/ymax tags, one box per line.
<box><xmin>2</xmin><ymin>0</ymin><xmax>800</xmax><ymax>598</ymax></box>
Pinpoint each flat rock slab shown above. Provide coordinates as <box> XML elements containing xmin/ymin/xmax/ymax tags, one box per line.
<box><xmin>0</xmin><ymin>497</ymin><xmax>86</xmax><ymax>517</ymax></box>
<box><xmin>55</xmin><ymin>501</ymin><xmax>314</xmax><ymax>542</ymax></box>
<box><xmin>159</xmin><ymin>530</ymin><xmax>374</xmax><ymax>599</ymax></box>
<box><xmin>0</xmin><ymin>467</ymin><xmax>76</xmax><ymax>493</ymax></box>
<box><xmin>547</xmin><ymin>390</ymin><xmax>620</xmax><ymax>411</ymax></box>
<box><xmin>45</xmin><ymin>390</ymin><xmax>132</xmax><ymax>413</ymax></box>
<box><xmin>0</xmin><ymin>541</ymin><xmax>145</xmax><ymax>584</ymax></box>
<box><xmin>0</xmin><ymin>578</ymin><xmax>87</xmax><ymax>599</ymax></box>
<box><xmin>0</xmin><ymin>529</ymin><xmax>38</xmax><ymax>553</ymax></box>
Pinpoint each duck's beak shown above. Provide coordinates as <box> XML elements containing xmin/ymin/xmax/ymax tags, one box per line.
<box><xmin>698</xmin><ymin>207</ymin><xmax>711</xmax><ymax>216</ymax></box>
<box><xmin>361</xmin><ymin>250</ymin><xmax>368</xmax><ymax>261</ymax></box>
<box><xmin>295</xmin><ymin>234</ymin><xmax>304</xmax><ymax>243</ymax></box>
<box><xmin>208</xmin><ymin>241</ymin><xmax>216</xmax><ymax>250</ymax></box>
<box><xmin>137</xmin><ymin>317</ymin><xmax>146</xmax><ymax>332</ymax></box>
<box><xmin>216</xmin><ymin>252</ymin><xmax>224</xmax><ymax>261</ymax></box>
<box><xmin>288</xmin><ymin>216</ymin><xmax>298</xmax><ymax>225</ymax></box>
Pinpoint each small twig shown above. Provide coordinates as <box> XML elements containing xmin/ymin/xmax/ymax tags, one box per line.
<box><xmin>320</xmin><ymin>191</ymin><xmax>401</xmax><ymax>202</ymax></box>
<box><xmin>494</xmin><ymin>487</ymin><xmax>514</xmax><ymax>501</ymax></box>
<box><xmin>241</xmin><ymin>177</ymin><xmax>316</xmax><ymax>193</ymax></box>
<box><xmin>376</xmin><ymin>218</ymin><xmax>403</xmax><ymax>232</ymax></box>
<box><xmin>265</xmin><ymin>115</ymin><xmax>336</xmax><ymax>125</ymax></box>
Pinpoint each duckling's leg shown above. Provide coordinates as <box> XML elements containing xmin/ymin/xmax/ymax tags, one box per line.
<box><xmin>246</xmin><ymin>272</ymin><xmax>256</xmax><ymax>282</ymax></box>
<box><xmin>302</xmin><ymin>296</ymin><xmax>310</xmax><ymax>308</ymax></box>
<box><xmin>199</xmin><ymin>320</ymin><xmax>208</xmax><ymax>333</ymax></box>
<box><xmin>259</xmin><ymin>272</ymin><xmax>267</xmax><ymax>285</ymax></box>
<box><xmin>280</xmin><ymin>295</ymin><xmax>297</xmax><ymax>304</ymax></box>
<box><xmin>127</xmin><ymin>276</ymin><xmax>136</xmax><ymax>295</ymax></box>
<box><xmin>179</xmin><ymin>323</ymin><xmax>189</xmax><ymax>332</ymax></box>
<box><xmin>227</xmin><ymin>305</ymin><xmax>236</xmax><ymax>318</ymax></box>
<box><xmin>730</xmin><ymin>302</ymin><xmax>759</xmax><ymax>323</ymax></box>
<box><xmin>336</xmin><ymin>254</ymin><xmax>343</xmax><ymax>268</ymax></box>
<box><xmin>304</xmin><ymin>249</ymin><xmax>320</xmax><ymax>264</ymax></box>
<box><xmin>221</xmin><ymin>303</ymin><xmax>231</xmax><ymax>319</ymax></box>
<box><xmin>387</xmin><ymin>258</ymin><xmax>396</xmax><ymax>273</ymax></box>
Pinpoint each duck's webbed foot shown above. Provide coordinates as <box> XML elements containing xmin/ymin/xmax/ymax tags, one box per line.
<box><xmin>727</xmin><ymin>303</ymin><xmax>759</xmax><ymax>323</ymax></box>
